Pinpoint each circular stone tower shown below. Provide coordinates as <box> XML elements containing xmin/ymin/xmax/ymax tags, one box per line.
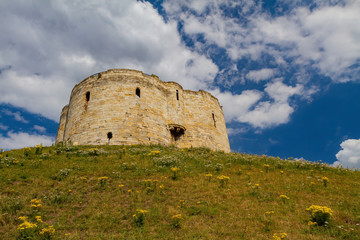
<box><xmin>56</xmin><ymin>69</ymin><xmax>230</xmax><ymax>152</ymax></box>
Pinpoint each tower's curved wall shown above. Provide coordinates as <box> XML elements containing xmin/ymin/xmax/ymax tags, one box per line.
<box><xmin>56</xmin><ymin>69</ymin><xmax>230</xmax><ymax>152</ymax></box>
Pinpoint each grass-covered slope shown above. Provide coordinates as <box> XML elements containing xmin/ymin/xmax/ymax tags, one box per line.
<box><xmin>0</xmin><ymin>145</ymin><xmax>359</xmax><ymax>239</ymax></box>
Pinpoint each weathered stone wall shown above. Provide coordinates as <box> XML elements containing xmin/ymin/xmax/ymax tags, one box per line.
<box><xmin>56</xmin><ymin>69</ymin><xmax>230</xmax><ymax>152</ymax></box>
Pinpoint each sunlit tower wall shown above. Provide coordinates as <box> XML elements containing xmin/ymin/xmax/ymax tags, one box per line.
<box><xmin>56</xmin><ymin>69</ymin><xmax>230</xmax><ymax>152</ymax></box>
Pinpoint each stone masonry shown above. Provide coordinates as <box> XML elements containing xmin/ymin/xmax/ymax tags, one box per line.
<box><xmin>56</xmin><ymin>69</ymin><xmax>230</xmax><ymax>152</ymax></box>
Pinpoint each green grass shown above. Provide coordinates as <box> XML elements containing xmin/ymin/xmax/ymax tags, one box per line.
<box><xmin>0</xmin><ymin>145</ymin><xmax>360</xmax><ymax>239</ymax></box>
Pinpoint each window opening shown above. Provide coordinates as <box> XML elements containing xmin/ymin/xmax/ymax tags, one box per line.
<box><xmin>176</xmin><ymin>90</ymin><xmax>179</xmax><ymax>100</ymax></box>
<box><xmin>85</xmin><ymin>91</ymin><xmax>90</xmax><ymax>102</ymax></box>
<box><xmin>107</xmin><ymin>132</ymin><xmax>113</xmax><ymax>145</ymax></box>
<box><xmin>136</xmin><ymin>88</ymin><xmax>140</xmax><ymax>105</ymax></box>
<box><xmin>169</xmin><ymin>124</ymin><xmax>186</xmax><ymax>142</ymax></box>
<box><xmin>212</xmin><ymin>113</ymin><xmax>216</xmax><ymax>128</ymax></box>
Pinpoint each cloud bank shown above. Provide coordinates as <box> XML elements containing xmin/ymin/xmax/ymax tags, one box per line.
<box><xmin>0</xmin><ymin>132</ymin><xmax>54</xmax><ymax>150</ymax></box>
<box><xmin>0</xmin><ymin>0</ymin><xmax>217</xmax><ymax>121</ymax></box>
<box><xmin>1</xmin><ymin>0</ymin><xmax>359</xmax><ymax>132</ymax></box>
<box><xmin>334</xmin><ymin>139</ymin><xmax>360</xmax><ymax>169</ymax></box>
<box><xmin>164</xmin><ymin>0</ymin><xmax>360</xmax><ymax>128</ymax></box>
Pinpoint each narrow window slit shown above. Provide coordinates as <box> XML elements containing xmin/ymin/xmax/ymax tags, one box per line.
<box><xmin>212</xmin><ymin>113</ymin><xmax>216</xmax><ymax>128</ymax></box>
<box><xmin>176</xmin><ymin>90</ymin><xmax>179</xmax><ymax>100</ymax></box>
<box><xmin>85</xmin><ymin>91</ymin><xmax>90</xmax><ymax>102</ymax></box>
<box><xmin>107</xmin><ymin>132</ymin><xmax>113</xmax><ymax>144</ymax></box>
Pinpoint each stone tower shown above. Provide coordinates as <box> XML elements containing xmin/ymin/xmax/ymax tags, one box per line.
<box><xmin>56</xmin><ymin>69</ymin><xmax>230</xmax><ymax>152</ymax></box>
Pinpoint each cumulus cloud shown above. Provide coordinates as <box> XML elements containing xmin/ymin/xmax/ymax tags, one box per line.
<box><xmin>0</xmin><ymin>123</ymin><xmax>8</xmax><ymax>130</ymax></box>
<box><xmin>246</xmin><ymin>68</ymin><xmax>276</xmax><ymax>83</ymax></box>
<box><xmin>334</xmin><ymin>139</ymin><xmax>360</xmax><ymax>169</ymax></box>
<box><xmin>211</xmin><ymin>88</ymin><xmax>262</xmax><ymax>122</ymax></box>
<box><xmin>33</xmin><ymin>125</ymin><xmax>47</xmax><ymax>133</ymax></box>
<box><xmin>0</xmin><ymin>0</ymin><xmax>218</xmax><ymax>121</ymax></box>
<box><xmin>0</xmin><ymin>131</ymin><xmax>54</xmax><ymax>150</ymax></box>
<box><xmin>164</xmin><ymin>0</ymin><xmax>360</xmax><ymax>83</ymax></box>
<box><xmin>213</xmin><ymin>80</ymin><xmax>303</xmax><ymax>129</ymax></box>
<box><xmin>2</xmin><ymin>109</ymin><xmax>29</xmax><ymax>123</ymax></box>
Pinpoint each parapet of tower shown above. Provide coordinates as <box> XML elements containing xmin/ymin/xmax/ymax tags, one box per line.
<box><xmin>56</xmin><ymin>69</ymin><xmax>230</xmax><ymax>152</ymax></box>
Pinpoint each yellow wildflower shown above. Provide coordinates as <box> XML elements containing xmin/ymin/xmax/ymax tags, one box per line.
<box><xmin>280</xmin><ymin>195</ymin><xmax>290</xmax><ymax>200</ymax></box>
<box><xmin>273</xmin><ymin>232</ymin><xmax>287</xmax><ymax>239</ymax></box>
<box><xmin>18</xmin><ymin>216</ymin><xmax>28</xmax><ymax>222</ymax></box>
<box><xmin>30</xmin><ymin>198</ymin><xmax>41</xmax><ymax>204</ymax></box>
<box><xmin>97</xmin><ymin>176</ymin><xmax>108</xmax><ymax>181</ymax></box>
<box><xmin>322</xmin><ymin>176</ymin><xmax>329</xmax><ymax>187</ymax></box>
<box><xmin>308</xmin><ymin>221</ymin><xmax>318</xmax><ymax>226</ymax></box>
<box><xmin>265</xmin><ymin>211</ymin><xmax>274</xmax><ymax>215</ymax></box>
<box><xmin>263</xmin><ymin>164</ymin><xmax>270</xmax><ymax>172</ymax></box>
<box><xmin>17</xmin><ymin>221</ymin><xmax>37</xmax><ymax>230</ymax></box>
<box><xmin>148</xmin><ymin>150</ymin><xmax>160</xmax><ymax>156</ymax></box>
<box><xmin>40</xmin><ymin>225</ymin><xmax>55</xmax><ymax>235</ymax></box>
<box><xmin>35</xmin><ymin>216</ymin><xmax>43</xmax><ymax>223</ymax></box>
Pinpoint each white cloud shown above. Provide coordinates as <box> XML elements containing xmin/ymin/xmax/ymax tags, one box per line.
<box><xmin>0</xmin><ymin>123</ymin><xmax>8</xmax><ymax>130</ymax></box>
<box><xmin>0</xmin><ymin>0</ymin><xmax>218</xmax><ymax>122</ymax></box>
<box><xmin>264</xmin><ymin>80</ymin><xmax>303</xmax><ymax>103</ymax></box>
<box><xmin>0</xmin><ymin>131</ymin><xmax>54</xmax><ymax>150</ymax></box>
<box><xmin>211</xmin><ymin>88</ymin><xmax>262</xmax><ymax>122</ymax></box>
<box><xmin>246</xmin><ymin>68</ymin><xmax>276</xmax><ymax>83</ymax></box>
<box><xmin>33</xmin><ymin>125</ymin><xmax>46</xmax><ymax>133</ymax></box>
<box><xmin>334</xmin><ymin>139</ymin><xmax>360</xmax><ymax>169</ymax></box>
<box><xmin>238</xmin><ymin>81</ymin><xmax>303</xmax><ymax>128</ymax></box>
<box><xmin>2</xmin><ymin>109</ymin><xmax>29</xmax><ymax>123</ymax></box>
<box><xmin>165</xmin><ymin>0</ymin><xmax>360</xmax><ymax>83</ymax></box>
<box><xmin>213</xmin><ymin>81</ymin><xmax>303</xmax><ymax>129</ymax></box>
<box><xmin>238</xmin><ymin>101</ymin><xmax>295</xmax><ymax>129</ymax></box>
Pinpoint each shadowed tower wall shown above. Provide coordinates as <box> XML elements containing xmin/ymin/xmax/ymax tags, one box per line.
<box><xmin>56</xmin><ymin>69</ymin><xmax>230</xmax><ymax>152</ymax></box>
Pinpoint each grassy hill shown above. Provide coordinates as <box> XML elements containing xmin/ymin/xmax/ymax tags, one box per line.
<box><xmin>0</xmin><ymin>145</ymin><xmax>359</xmax><ymax>239</ymax></box>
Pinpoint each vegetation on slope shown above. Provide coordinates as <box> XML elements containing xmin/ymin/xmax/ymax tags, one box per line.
<box><xmin>0</xmin><ymin>145</ymin><xmax>359</xmax><ymax>239</ymax></box>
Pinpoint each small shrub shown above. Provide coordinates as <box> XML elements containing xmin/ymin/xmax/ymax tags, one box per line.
<box><xmin>322</xmin><ymin>177</ymin><xmax>329</xmax><ymax>187</ymax></box>
<box><xmin>53</xmin><ymin>168</ymin><xmax>71</xmax><ymax>181</ymax></box>
<box><xmin>214</xmin><ymin>163</ymin><xmax>224</xmax><ymax>172</ymax></box>
<box><xmin>153</xmin><ymin>156</ymin><xmax>180</xmax><ymax>168</ymax></box>
<box><xmin>35</xmin><ymin>144</ymin><xmax>43</xmax><ymax>155</ymax></box>
<box><xmin>88</xmin><ymin>148</ymin><xmax>99</xmax><ymax>156</ymax></box>
<box><xmin>133</xmin><ymin>209</ymin><xmax>148</xmax><ymax>227</ymax></box>
<box><xmin>170</xmin><ymin>214</ymin><xmax>184</xmax><ymax>228</ymax></box>
<box><xmin>98</xmin><ymin>176</ymin><xmax>109</xmax><ymax>187</ymax></box>
<box><xmin>23</xmin><ymin>147</ymin><xmax>31</xmax><ymax>157</ymax></box>
<box><xmin>217</xmin><ymin>175</ymin><xmax>230</xmax><ymax>188</ymax></box>
<box><xmin>306</xmin><ymin>205</ymin><xmax>333</xmax><ymax>226</ymax></box>
<box><xmin>171</xmin><ymin>167</ymin><xmax>179</xmax><ymax>180</ymax></box>
<box><xmin>39</xmin><ymin>225</ymin><xmax>55</xmax><ymax>239</ymax></box>
<box><xmin>205</xmin><ymin>173</ymin><xmax>212</xmax><ymax>182</ymax></box>
<box><xmin>279</xmin><ymin>195</ymin><xmax>290</xmax><ymax>203</ymax></box>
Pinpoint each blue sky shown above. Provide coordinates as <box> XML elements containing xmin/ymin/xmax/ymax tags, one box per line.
<box><xmin>0</xmin><ymin>0</ymin><xmax>359</xmax><ymax>168</ymax></box>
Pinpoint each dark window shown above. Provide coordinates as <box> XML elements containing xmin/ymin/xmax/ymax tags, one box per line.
<box><xmin>85</xmin><ymin>91</ymin><xmax>90</xmax><ymax>102</ymax></box>
<box><xmin>212</xmin><ymin>113</ymin><xmax>216</xmax><ymax>128</ymax></box>
<box><xmin>176</xmin><ymin>90</ymin><xmax>179</xmax><ymax>100</ymax></box>
<box><xmin>107</xmin><ymin>132</ymin><xmax>113</xmax><ymax>139</ymax></box>
<box><xmin>136</xmin><ymin>88</ymin><xmax>140</xmax><ymax>98</ymax></box>
<box><xmin>170</xmin><ymin>127</ymin><xmax>185</xmax><ymax>141</ymax></box>
<box><xmin>107</xmin><ymin>132</ymin><xmax>112</xmax><ymax>145</ymax></box>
